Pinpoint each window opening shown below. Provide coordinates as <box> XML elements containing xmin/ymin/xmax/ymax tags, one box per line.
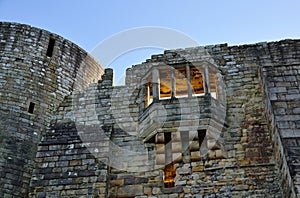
<box><xmin>159</xmin><ymin>69</ymin><xmax>172</xmax><ymax>99</ymax></box>
<box><xmin>145</xmin><ymin>74</ymin><xmax>153</xmax><ymax>107</ymax></box>
<box><xmin>190</xmin><ymin>66</ymin><xmax>205</xmax><ymax>96</ymax></box>
<box><xmin>164</xmin><ymin>132</ymin><xmax>175</xmax><ymax>188</ymax></box>
<box><xmin>144</xmin><ymin>65</ymin><xmax>219</xmax><ymax>108</ymax></box>
<box><xmin>28</xmin><ymin>102</ymin><xmax>35</xmax><ymax>114</ymax></box>
<box><xmin>209</xmin><ymin>73</ymin><xmax>217</xmax><ymax>99</ymax></box>
<box><xmin>147</xmin><ymin>82</ymin><xmax>153</xmax><ymax>105</ymax></box>
<box><xmin>46</xmin><ymin>38</ymin><xmax>55</xmax><ymax>57</ymax></box>
<box><xmin>175</xmin><ymin>66</ymin><xmax>188</xmax><ymax>97</ymax></box>
<box><xmin>164</xmin><ymin>163</ymin><xmax>175</xmax><ymax>188</ymax></box>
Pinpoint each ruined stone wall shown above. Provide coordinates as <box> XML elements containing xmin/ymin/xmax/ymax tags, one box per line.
<box><xmin>204</xmin><ymin>40</ymin><xmax>300</xmax><ymax>197</ymax></box>
<box><xmin>259</xmin><ymin>40</ymin><xmax>300</xmax><ymax>197</ymax></box>
<box><xmin>0</xmin><ymin>22</ymin><xmax>104</xmax><ymax>197</ymax></box>
<box><xmin>104</xmin><ymin>41</ymin><xmax>300</xmax><ymax>197</ymax></box>
<box><xmin>29</xmin><ymin>40</ymin><xmax>300</xmax><ymax>197</ymax></box>
<box><xmin>1</xmin><ymin>21</ymin><xmax>299</xmax><ymax>197</ymax></box>
<box><xmin>108</xmin><ymin>44</ymin><xmax>283</xmax><ymax>197</ymax></box>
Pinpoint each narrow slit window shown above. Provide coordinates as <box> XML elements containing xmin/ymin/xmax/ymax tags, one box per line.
<box><xmin>46</xmin><ymin>38</ymin><xmax>55</xmax><ymax>57</ymax></box>
<box><xmin>198</xmin><ymin>130</ymin><xmax>207</xmax><ymax>156</ymax></box>
<box><xmin>164</xmin><ymin>163</ymin><xmax>175</xmax><ymax>188</ymax></box>
<box><xmin>164</xmin><ymin>133</ymin><xmax>175</xmax><ymax>188</ymax></box>
<box><xmin>28</xmin><ymin>102</ymin><xmax>35</xmax><ymax>114</ymax></box>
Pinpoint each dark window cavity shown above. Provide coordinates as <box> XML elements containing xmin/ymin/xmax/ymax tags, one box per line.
<box><xmin>164</xmin><ymin>132</ymin><xmax>175</xmax><ymax>188</ymax></box>
<box><xmin>46</xmin><ymin>38</ymin><xmax>55</xmax><ymax>57</ymax></box>
<box><xmin>28</xmin><ymin>102</ymin><xmax>35</xmax><ymax>114</ymax></box>
<box><xmin>198</xmin><ymin>129</ymin><xmax>207</xmax><ymax>156</ymax></box>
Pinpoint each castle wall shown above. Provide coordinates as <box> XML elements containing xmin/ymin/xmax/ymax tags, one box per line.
<box><xmin>0</xmin><ymin>22</ymin><xmax>104</xmax><ymax>197</ymax></box>
<box><xmin>30</xmin><ymin>42</ymin><xmax>299</xmax><ymax>197</ymax></box>
<box><xmin>259</xmin><ymin>40</ymin><xmax>300</xmax><ymax>197</ymax></box>
<box><xmin>106</xmin><ymin>45</ymin><xmax>283</xmax><ymax>197</ymax></box>
<box><xmin>1</xmin><ymin>21</ymin><xmax>299</xmax><ymax>197</ymax></box>
<box><xmin>107</xmin><ymin>41</ymin><xmax>300</xmax><ymax>197</ymax></box>
<box><xmin>29</xmin><ymin>70</ymin><xmax>113</xmax><ymax>197</ymax></box>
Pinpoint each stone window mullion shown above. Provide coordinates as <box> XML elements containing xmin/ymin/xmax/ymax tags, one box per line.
<box><xmin>171</xmin><ymin>68</ymin><xmax>175</xmax><ymax>98</ymax></box>
<box><xmin>152</xmin><ymin>68</ymin><xmax>159</xmax><ymax>102</ymax></box>
<box><xmin>204</xmin><ymin>65</ymin><xmax>210</xmax><ymax>94</ymax></box>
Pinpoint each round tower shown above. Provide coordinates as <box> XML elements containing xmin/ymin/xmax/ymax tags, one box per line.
<box><xmin>0</xmin><ymin>22</ymin><xmax>104</xmax><ymax>197</ymax></box>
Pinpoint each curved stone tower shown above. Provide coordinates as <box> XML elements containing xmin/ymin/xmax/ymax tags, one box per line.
<box><xmin>0</xmin><ymin>22</ymin><xmax>104</xmax><ymax>197</ymax></box>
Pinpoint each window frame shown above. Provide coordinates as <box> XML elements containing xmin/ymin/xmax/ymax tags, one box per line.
<box><xmin>143</xmin><ymin>63</ymin><xmax>219</xmax><ymax>108</ymax></box>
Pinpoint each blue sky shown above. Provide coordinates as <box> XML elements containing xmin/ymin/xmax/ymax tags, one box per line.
<box><xmin>1</xmin><ymin>0</ymin><xmax>300</xmax><ymax>83</ymax></box>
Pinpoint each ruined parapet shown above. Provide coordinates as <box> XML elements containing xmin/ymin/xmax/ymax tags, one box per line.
<box><xmin>0</xmin><ymin>22</ymin><xmax>104</xmax><ymax>197</ymax></box>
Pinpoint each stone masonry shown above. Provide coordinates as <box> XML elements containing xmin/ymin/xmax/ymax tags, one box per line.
<box><xmin>0</xmin><ymin>22</ymin><xmax>300</xmax><ymax>197</ymax></box>
<box><xmin>0</xmin><ymin>22</ymin><xmax>104</xmax><ymax>197</ymax></box>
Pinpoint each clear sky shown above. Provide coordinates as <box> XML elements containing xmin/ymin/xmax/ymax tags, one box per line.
<box><xmin>1</xmin><ymin>0</ymin><xmax>300</xmax><ymax>83</ymax></box>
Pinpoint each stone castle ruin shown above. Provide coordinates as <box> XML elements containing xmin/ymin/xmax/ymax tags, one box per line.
<box><xmin>0</xmin><ymin>22</ymin><xmax>299</xmax><ymax>197</ymax></box>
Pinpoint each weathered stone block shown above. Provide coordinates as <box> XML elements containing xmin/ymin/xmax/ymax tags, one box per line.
<box><xmin>117</xmin><ymin>185</ymin><xmax>143</xmax><ymax>196</ymax></box>
<box><xmin>110</xmin><ymin>179</ymin><xmax>124</xmax><ymax>187</ymax></box>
